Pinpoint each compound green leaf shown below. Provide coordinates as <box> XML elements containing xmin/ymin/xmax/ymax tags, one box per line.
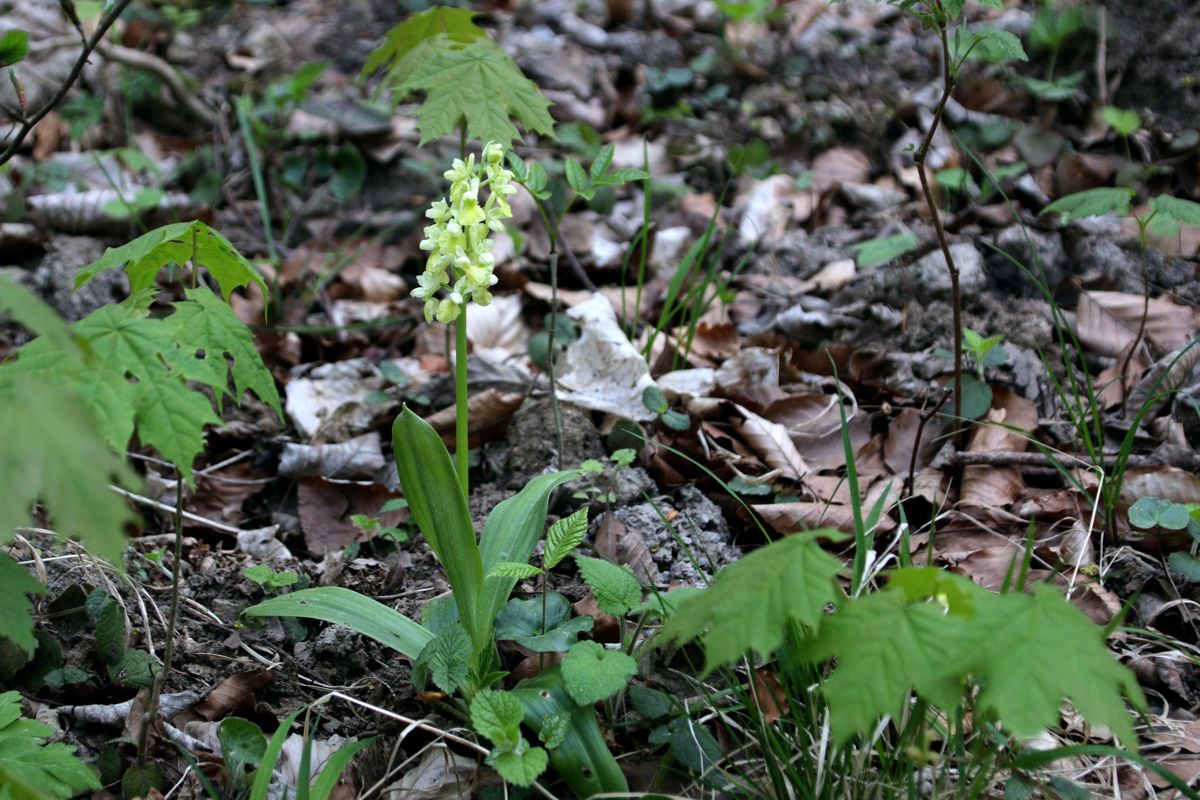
<box><xmin>545</xmin><ymin>507</ymin><xmax>588</xmax><ymax>569</ymax></box>
<box><xmin>806</xmin><ymin>589</ymin><xmax>973</xmax><ymax>743</ymax></box>
<box><xmin>0</xmin><ymin>380</ymin><xmax>135</xmax><ymax>564</ymax></box>
<box><xmin>1150</xmin><ymin>194</ymin><xmax>1200</xmax><ymax>228</ymax></box>
<box><xmin>1041</xmin><ymin>187</ymin><xmax>1134</xmax><ymax>222</ymax></box>
<box><xmin>491</xmin><ymin>745</ymin><xmax>548</xmax><ymax>787</ymax></box>
<box><xmin>659</xmin><ymin>532</ymin><xmax>843</xmax><ymax>675</ymax></box>
<box><xmin>74</xmin><ymin>221</ymin><xmax>267</xmax><ymax>303</ymax></box>
<box><xmin>393</xmin><ymin>36</ymin><xmax>555</xmax><ymax>147</ymax></box>
<box><xmin>0</xmin><ymin>555</ymin><xmax>44</xmax><ymax>659</ymax></box>
<box><xmin>562</xmin><ymin>641</ymin><xmax>636</xmax><ymax>706</ymax></box>
<box><xmin>574</xmin><ymin>555</ymin><xmax>641</xmax><ymax>616</ymax></box>
<box><xmin>0</xmin><ymin>691</ymin><xmax>100</xmax><ymax>800</ymax></box>
<box><xmin>969</xmin><ymin>583</ymin><xmax>1144</xmax><ymax>747</ymax></box>
<box><xmin>168</xmin><ymin>287</ymin><xmax>282</xmax><ymax>418</ymax></box>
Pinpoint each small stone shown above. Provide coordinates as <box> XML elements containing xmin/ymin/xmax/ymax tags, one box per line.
<box><xmin>911</xmin><ymin>242</ymin><xmax>986</xmax><ymax>299</ymax></box>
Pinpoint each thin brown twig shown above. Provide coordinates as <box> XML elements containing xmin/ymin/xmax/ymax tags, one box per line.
<box><xmin>0</xmin><ymin>0</ymin><xmax>137</xmax><ymax>169</ymax></box>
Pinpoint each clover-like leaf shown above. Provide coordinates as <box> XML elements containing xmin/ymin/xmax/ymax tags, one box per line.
<box><xmin>561</xmin><ymin>641</ymin><xmax>637</xmax><ymax>706</ymax></box>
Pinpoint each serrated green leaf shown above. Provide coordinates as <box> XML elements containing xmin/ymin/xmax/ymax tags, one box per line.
<box><xmin>561</xmin><ymin>641</ymin><xmax>637</xmax><ymax>705</ymax></box>
<box><xmin>851</xmin><ymin>233</ymin><xmax>919</xmax><ymax>267</ymax></box>
<box><xmin>506</xmin><ymin>150</ymin><xmax>528</xmax><ymax>181</ymax></box>
<box><xmin>168</xmin><ymin>287</ymin><xmax>282</xmax><ymax>418</ymax></box>
<box><xmin>659</xmin><ymin>532</ymin><xmax>843</xmax><ymax>675</ymax></box>
<box><xmin>110</xmin><ymin>648</ymin><xmax>158</xmax><ymax>688</ymax></box>
<box><xmin>631</xmin><ymin>586</ymin><xmax>704</xmax><ymax>621</ymax></box>
<box><xmin>595</xmin><ymin>167</ymin><xmax>650</xmax><ymax>186</ymax></box>
<box><xmin>0</xmin><ymin>555</ymin><xmax>43</xmax><ymax>659</ymax></box>
<box><xmin>471</xmin><ymin>689</ymin><xmax>524</xmax><ymax>750</ymax></box>
<box><xmin>1150</xmin><ymin>194</ymin><xmax>1200</xmax><ymax>228</ymax></box>
<box><xmin>362</xmin><ymin>7</ymin><xmax>486</xmax><ymax>79</ymax></box>
<box><xmin>74</xmin><ymin>221</ymin><xmax>267</xmax><ymax>303</ymax></box>
<box><xmin>574</xmin><ymin>556</ymin><xmax>641</xmax><ymax>616</ymax></box>
<box><xmin>392</xmin><ymin>37</ymin><xmax>555</xmax><ymax>147</ymax></box>
<box><xmin>1041</xmin><ymin>187</ymin><xmax>1134</xmax><ymax>222</ymax></box>
<box><xmin>488</xmin><ymin>561</ymin><xmax>544</xmax><ymax>580</ymax></box>
<box><xmin>416</xmin><ymin>623</ymin><xmax>472</xmax><ymax>693</ymax></box>
<box><xmin>629</xmin><ymin>684</ymin><xmax>673</xmax><ymax>720</ymax></box>
<box><xmin>965</xmin><ymin>28</ymin><xmax>1027</xmax><ymax>64</ymax></box>
<box><xmin>495</xmin><ymin>593</ymin><xmax>593</xmax><ymax>652</ymax></box>
<box><xmin>0</xmin><ymin>380</ymin><xmax>135</xmax><ymax>564</ymax></box>
<box><xmin>564</xmin><ymin>159</ymin><xmax>593</xmax><ymax>201</ymax></box>
<box><xmin>1020</xmin><ymin>71</ymin><xmax>1085</xmax><ymax>101</ymax></box>
<box><xmin>0</xmin><ymin>30</ymin><xmax>29</xmax><ymax>67</ymax></box>
<box><xmin>969</xmin><ymin>583</ymin><xmax>1144</xmax><ymax>747</ymax></box>
<box><xmin>0</xmin><ymin>691</ymin><xmax>100</xmax><ymax>799</ymax></box>
<box><xmin>589</xmin><ymin>144</ymin><xmax>615</xmax><ymax>183</ymax></box>
<box><xmin>545</xmin><ymin>507</ymin><xmax>588</xmax><ymax>569</ymax></box>
<box><xmin>526</xmin><ymin>161</ymin><xmax>549</xmax><ymax>197</ymax></box>
<box><xmin>538</xmin><ymin>711</ymin><xmax>570</xmax><ymax>749</ymax></box>
<box><xmin>93</xmin><ymin>596</ymin><xmax>125</xmax><ymax>667</ymax></box>
<box><xmin>667</xmin><ymin>717</ymin><xmax>723</xmax><ymax>774</ymax></box>
<box><xmin>0</xmin><ymin>277</ymin><xmax>85</xmax><ymax>360</ymax></box>
<box><xmin>806</xmin><ymin>589</ymin><xmax>974</xmax><ymax>743</ymax></box>
<box><xmin>491</xmin><ymin>744</ymin><xmax>548</xmax><ymax>786</ymax></box>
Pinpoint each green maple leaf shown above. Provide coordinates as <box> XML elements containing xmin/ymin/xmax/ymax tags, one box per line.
<box><xmin>363</xmin><ymin>6</ymin><xmax>486</xmax><ymax>78</ymax></box>
<box><xmin>74</xmin><ymin>221</ymin><xmax>267</xmax><ymax>302</ymax></box>
<box><xmin>393</xmin><ymin>36</ymin><xmax>555</xmax><ymax>147</ymax></box>
<box><xmin>0</xmin><ymin>380</ymin><xmax>136</xmax><ymax>565</ymax></box>
<box><xmin>806</xmin><ymin>589</ymin><xmax>973</xmax><ymax>743</ymax></box>
<box><xmin>0</xmin><ymin>691</ymin><xmax>100</xmax><ymax>799</ymax></box>
<box><xmin>659</xmin><ymin>532</ymin><xmax>844</xmax><ymax>675</ymax></box>
<box><xmin>969</xmin><ymin>583</ymin><xmax>1145</xmax><ymax>747</ymax></box>
<box><xmin>0</xmin><ymin>554</ymin><xmax>44</xmax><ymax>659</ymax></box>
<box><xmin>168</xmin><ymin>288</ymin><xmax>282</xmax><ymax>417</ymax></box>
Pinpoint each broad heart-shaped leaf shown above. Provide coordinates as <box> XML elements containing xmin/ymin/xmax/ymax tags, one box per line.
<box><xmin>574</xmin><ymin>556</ymin><xmax>641</xmax><ymax>616</ymax></box>
<box><xmin>659</xmin><ymin>532</ymin><xmax>843</xmax><ymax>675</ymax></box>
<box><xmin>805</xmin><ymin>588</ymin><xmax>975</xmax><ymax>744</ymax></box>
<box><xmin>561</xmin><ymin>641</ymin><xmax>637</xmax><ymax>706</ymax></box>
<box><xmin>0</xmin><ymin>691</ymin><xmax>100</xmax><ymax>800</ymax></box>
<box><xmin>416</xmin><ymin>623</ymin><xmax>472</xmax><ymax>693</ymax></box>
<box><xmin>478</xmin><ymin>470</ymin><xmax>580</xmax><ymax>646</ymax></box>
<box><xmin>0</xmin><ymin>554</ymin><xmax>44</xmax><ymax>659</ymax></box>
<box><xmin>1150</xmin><ymin>194</ymin><xmax>1200</xmax><ymax>228</ymax></box>
<box><xmin>243</xmin><ymin>587</ymin><xmax>434</xmax><ymax>660</ymax></box>
<box><xmin>168</xmin><ymin>288</ymin><xmax>282</xmax><ymax>418</ymax></box>
<box><xmin>545</xmin><ymin>506</ymin><xmax>588</xmax><ymax>569</ymax></box>
<box><xmin>363</xmin><ymin>6</ymin><xmax>486</xmax><ymax>79</ymax></box>
<box><xmin>471</xmin><ymin>689</ymin><xmax>524</xmax><ymax>750</ymax></box>
<box><xmin>392</xmin><ymin>407</ymin><xmax>483</xmax><ymax>651</ymax></box>
<box><xmin>0</xmin><ymin>379</ymin><xmax>136</xmax><ymax>565</ymax></box>
<box><xmin>393</xmin><ymin>36</ymin><xmax>555</xmax><ymax>147</ymax></box>
<box><xmin>1041</xmin><ymin>187</ymin><xmax>1134</xmax><ymax>222</ymax></box>
<box><xmin>74</xmin><ymin>221</ymin><xmax>267</xmax><ymax>302</ymax></box>
<box><xmin>968</xmin><ymin>582</ymin><xmax>1145</xmax><ymax>747</ymax></box>
<box><xmin>492</xmin><ymin>745</ymin><xmax>549</xmax><ymax>787</ymax></box>
<box><xmin>495</xmin><ymin>592</ymin><xmax>593</xmax><ymax>653</ymax></box>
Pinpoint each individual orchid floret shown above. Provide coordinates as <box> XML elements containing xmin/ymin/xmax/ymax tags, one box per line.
<box><xmin>414</xmin><ymin>141</ymin><xmax>516</xmax><ymax>323</ymax></box>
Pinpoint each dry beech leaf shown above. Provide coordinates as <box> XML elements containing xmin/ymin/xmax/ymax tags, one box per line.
<box><xmin>689</xmin><ymin>321</ymin><xmax>741</xmax><ymax>359</ymax></box>
<box><xmin>467</xmin><ymin>294</ymin><xmax>528</xmax><ymax>360</ymax></box>
<box><xmin>594</xmin><ymin>511</ymin><xmax>658</xmax><ymax>583</ymax></box>
<box><xmin>812</xmin><ymin>146</ymin><xmax>871</xmax><ymax>195</ymax></box>
<box><xmin>960</xmin><ymin>388</ymin><xmax>1037</xmax><ymax>510</ymax></box>
<box><xmin>735</xmin><ymin>404</ymin><xmax>810</xmax><ymax>480</ymax></box>
<box><xmin>298</xmin><ymin>477</ymin><xmax>397</xmax><ymax>555</ymax></box>
<box><xmin>425</xmin><ymin>390</ymin><xmax>524</xmax><ymax>445</ymax></box>
<box><xmin>1126</xmin><ymin>338</ymin><xmax>1200</xmax><ymax>417</ymax></box>
<box><xmin>752</xmin><ymin>668</ymin><xmax>789</xmax><ymax>724</ymax></box>
<box><xmin>1076</xmin><ymin>290</ymin><xmax>1199</xmax><ymax>358</ymax></box>
<box><xmin>174</xmin><ymin>670</ymin><xmax>274</xmax><ymax>727</ymax></box>
<box><xmin>1097</xmin><ymin>344</ymin><xmax>1149</xmax><ymax>410</ymax></box>
<box><xmin>1118</xmin><ymin>467</ymin><xmax>1200</xmax><ymax>508</ymax></box>
<box><xmin>754</xmin><ymin>501</ymin><xmax>896</xmax><ymax>536</ymax></box>
<box><xmin>762</xmin><ymin>393</ymin><xmax>843</xmax><ymax>435</ymax></box>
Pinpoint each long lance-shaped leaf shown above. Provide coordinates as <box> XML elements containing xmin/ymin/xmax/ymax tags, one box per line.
<box><xmin>392</xmin><ymin>407</ymin><xmax>484</xmax><ymax>649</ymax></box>
<box><xmin>512</xmin><ymin>666</ymin><xmax>628</xmax><ymax>797</ymax></box>
<box><xmin>478</xmin><ymin>471</ymin><xmax>580</xmax><ymax>646</ymax></box>
<box><xmin>244</xmin><ymin>587</ymin><xmax>433</xmax><ymax>660</ymax></box>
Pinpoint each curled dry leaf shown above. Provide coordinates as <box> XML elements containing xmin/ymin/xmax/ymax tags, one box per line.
<box><xmin>466</xmin><ymin>294</ymin><xmax>528</xmax><ymax>361</ymax></box>
<box><xmin>960</xmin><ymin>388</ymin><xmax>1038</xmax><ymax>510</ymax></box>
<box><xmin>173</xmin><ymin>669</ymin><xmax>274</xmax><ymax>727</ymax></box>
<box><xmin>754</xmin><ymin>500</ymin><xmax>896</xmax><ymax>536</ymax></box>
<box><xmin>595</xmin><ymin>511</ymin><xmax>658</xmax><ymax>583</ymax></box>
<box><xmin>425</xmin><ymin>389</ymin><xmax>525</xmax><ymax>446</ymax></box>
<box><xmin>297</xmin><ymin>477</ymin><xmax>399</xmax><ymax>556</ymax></box>
<box><xmin>734</xmin><ymin>404</ymin><xmax>810</xmax><ymax>481</ymax></box>
<box><xmin>557</xmin><ymin>294</ymin><xmax>660</xmax><ymax>421</ymax></box>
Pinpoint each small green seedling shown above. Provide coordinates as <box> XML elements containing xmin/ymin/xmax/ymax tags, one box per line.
<box><xmin>243</xmin><ymin>564</ymin><xmax>299</xmax><ymax>593</ymax></box>
<box><xmin>962</xmin><ymin>327</ymin><xmax>1009</xmax><ymax>378</ymax></box>
<box><xmin>573</xmin><ymin>448</ymin><xmax>637</xmax><ymax>505</ymax></box>
<box><xmin>1103</xmin><ymin>106</ymin><xmax>1141</xmax><ymax>160</ymax></box>
<box><xmin>643</xmin><ymin>386</ymin><xmax>691</xmax><ymax>431</ymax></box>
<box><xmin>350</xmin><ymin>498</ymin><xmax>412</xmax><ymax>546</ymax></box>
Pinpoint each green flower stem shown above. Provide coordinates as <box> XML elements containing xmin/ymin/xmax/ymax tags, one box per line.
<box><xmin>456</xmin><ymin>308</ymin><xmax>470</xmax><ymax>496</ymax></box>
